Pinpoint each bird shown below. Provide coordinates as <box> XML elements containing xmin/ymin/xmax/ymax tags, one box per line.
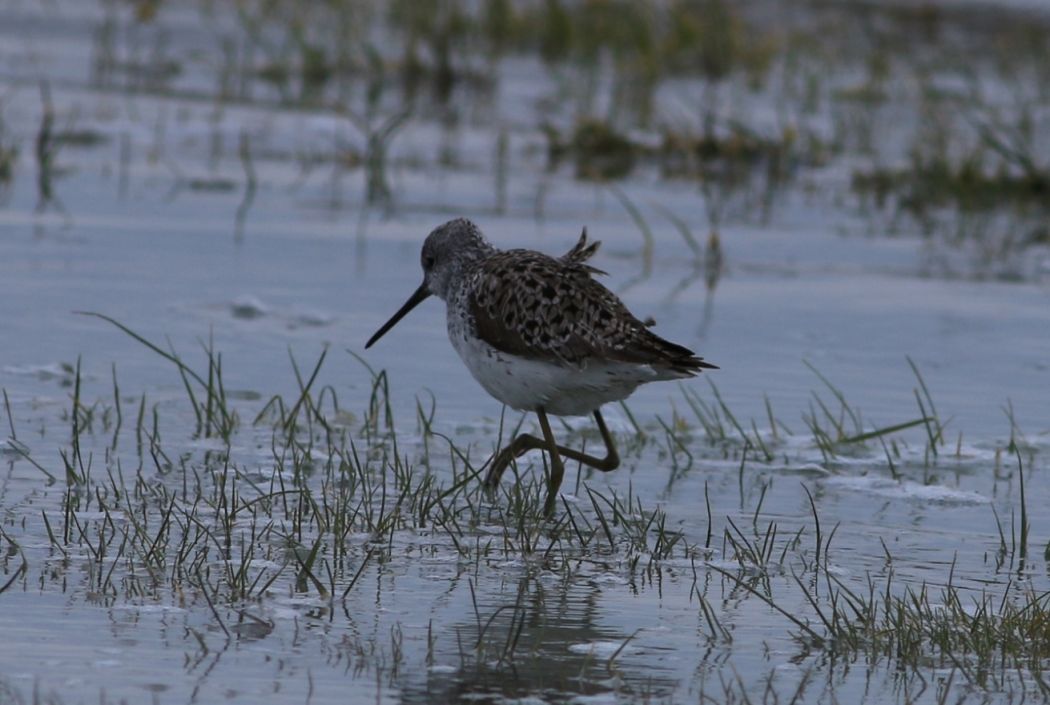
<box><xmin>365</xmin><ymin>218</ymin><xmax>717</xmax><ymax>516</ymax></box>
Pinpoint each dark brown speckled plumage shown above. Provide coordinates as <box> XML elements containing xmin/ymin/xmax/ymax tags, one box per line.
<box><xmin>468</xmin><ymin>229</ymin><xmax>713</xmax><ymax>374</ymax></box>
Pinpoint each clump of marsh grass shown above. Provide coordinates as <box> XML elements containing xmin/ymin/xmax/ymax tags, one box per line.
<box><xmin>76</xmin><ymin>312</ymin><xmax>238</xmax><ymax>441</ymax></box>
<box><xmin>24</xmin><ymin>317</ymin><xmax>704</xmax><ymax>615</ymax></box>
<box><xmin>545</xmin><ymin>119</ymin><xmax>638</xmax><ymax>181</ymax></box>
<box><xmin>798</xmin><ymin>359</ymin><xmax>943</xmax><ymax>471</ymax></box>
<box><xmin>851</xmin><ymin>99</ymin><xmax>1049</xmax><ymax>278</ymax></box>
<box><xmin>707</xmin><ymin>481</ymin><xmax>1049</xmax><ymax>690</ymax></box>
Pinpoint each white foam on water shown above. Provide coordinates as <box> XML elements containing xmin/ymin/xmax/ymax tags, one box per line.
<box><xmin>110</xmin><ymin>604</ymin><xmax>186</xmax><ymax>614</ymax></box>
<box><xmin>185</xmin><ymin>437</ymin><xmax>231</xmax><ymax>452</ymax></box>
<box><xmin>74</xmin><ymin>511</ymin><xmax>126</xmax><ymax>521</ymax></box>
<box><xmin>289</xmin><ymin>308</ymin><xmax>336</xmax><ymax>327</ymax></box>
<box><xmin>2</xmin><ymin>363</ymin><xmax>71</xmax><ymax>379</ymax></box>
<box><xmin>230</xmin><ymin>295</ymin><xmax>271</xmax><ymax>319</ymax></box>
<box><xmin>0</xmin><ymin>438</ymin><xmax>29</xmax><ymax>455</ymax></box>
<box><xmin>591</xmin><ymin>573</ymin><xmax>630</xmax><ymax>586</ymax></box>
<box><xmin>568</xmin><ymin>693</ymin><xmax>618</xmax><ymax>705</ymax></box>
<box><xmin>823</xmin><ymin>475</ymin><xmax>987</xmax><ymax>504</ymax></box>
<box><xmin>567</xmin><ymin>640</ymin><xmax>635</xmax><ymax>658</ymax></box>
<box><xmin>427</xmin><ymin>664</ymin><xmax>458</xmax><ymax>674</ymax></box>
<box><xmin>795</xmin><ymin>463</ymin><xmax>832</xmax><ymax>476</ymax></box>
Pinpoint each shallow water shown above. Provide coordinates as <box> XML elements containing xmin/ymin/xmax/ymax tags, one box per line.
<box><xmin>1</xmin><ymin>1</ymin><xmax>1049</xmax><ymax>704</ymax></box>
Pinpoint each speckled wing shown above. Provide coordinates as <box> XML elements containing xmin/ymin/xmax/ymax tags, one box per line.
<box><xmin>469</xmin><ymin>233</ymin><xmax>716</xmax><ymax>375</ymax></box>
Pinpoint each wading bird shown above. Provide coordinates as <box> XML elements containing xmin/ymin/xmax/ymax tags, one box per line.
<box><xmin>366</xmin><ymin>218</ymin><xmax>717</xmax><ymax>516</ymax></box>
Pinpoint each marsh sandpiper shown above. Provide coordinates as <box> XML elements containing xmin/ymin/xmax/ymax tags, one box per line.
<box><xmin>365</xmin><ymin>218</ymin><xmax>717</xmax><ymax>516</ymax></box>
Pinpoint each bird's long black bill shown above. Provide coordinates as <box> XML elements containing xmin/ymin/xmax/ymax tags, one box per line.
<box><xmin>365</xmin><ymin>282</ymin><xmax>431</xmax><ymax>349</ymax></box>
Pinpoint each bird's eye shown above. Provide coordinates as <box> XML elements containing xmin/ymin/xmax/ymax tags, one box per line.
<box><xmin>423</xmin><ymin>255</ymin><xmax>435</xmax><ymax>270</ymax></box>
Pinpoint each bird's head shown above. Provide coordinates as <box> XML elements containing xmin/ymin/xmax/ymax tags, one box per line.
<box><xmin>365</xmin><ymin>218</ymin><xmax>492</xmax><ymax>349</ymax></box>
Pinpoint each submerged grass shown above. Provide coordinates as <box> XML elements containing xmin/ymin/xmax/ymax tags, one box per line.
<box><xmin>1</xmin><ymin>316</ymin><xmax>1044</xmax><ymax>701</ymax></box>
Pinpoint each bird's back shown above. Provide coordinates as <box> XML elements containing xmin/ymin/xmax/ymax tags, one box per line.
<box><xmin>464</xmin><ymin>231</ymin><xmax>715</xmax><ymax>377</ymax></box>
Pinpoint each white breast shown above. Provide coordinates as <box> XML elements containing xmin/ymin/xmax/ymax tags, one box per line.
<box><xmin>446</xmin><ymin>314</ymin><xmax>660</xmax><ymax>416</ymax></box>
